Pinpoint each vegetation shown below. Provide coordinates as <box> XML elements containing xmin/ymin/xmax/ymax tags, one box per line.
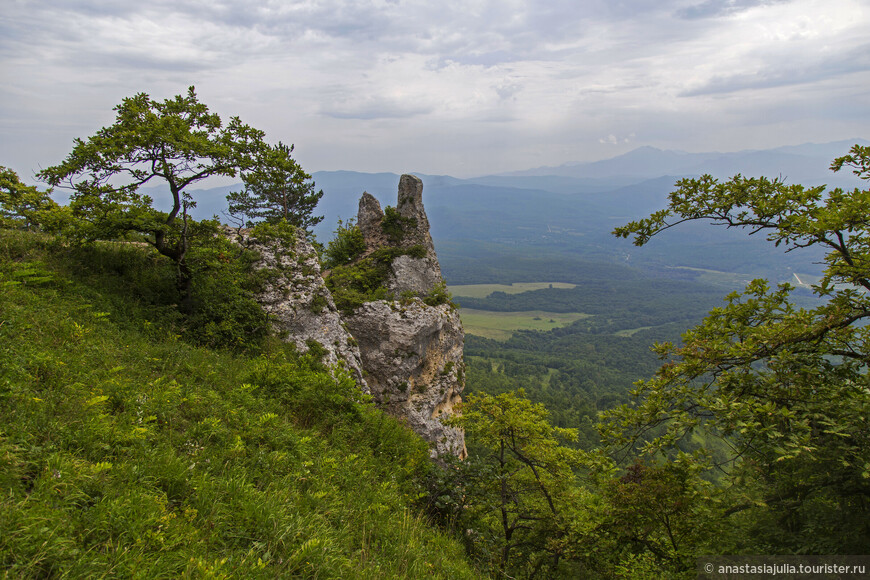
<box><xmin>445</xmin><ymin>391</ymin><xmax>589</xmax><ymax>577</ymax></box>
<box><xmin>450</xmin><ymin>282</ymin><xmax>577</xmax><ymax>299</ymax></box>
<box><xmin>381</xmin><ymin>205</ymin><xmax>417</xmax><ymax>244</ymax></box>
<box><xmin>446</xmin><ymin>145</ymin><xmax>870</xmax><ymax>578</ymax></box>
<box><xmin>0</xmin><ymin>229</ymin><xmax>479</xmax><ymax>579</ymax></box>
<box><xmin>321</xmin><ymin>218</ymin><xmax>366</xmax><ymax>270</ymax></box>
<box><xmin>5</xmin><ymin>109</ymin><xmax>869</xmax><ymax>578</ymax></box>
<box><xmin>226</xmin><ymin>141</ymin><xmax>324</xmax><ymax>232</ymax></box>
<box><xmin>325</xmin><ymin>245</ymin><xmax>427</xmax><ymax>313</ymax></box>
<box><xmin>458</xmin><ymin>309</ymin><xmax>589</xmax><ymax>341</ymax></box>
<box><xmin>37</xmin><ymin>87</ymin><xmax>270</xmax><ymax>310</ymax></box>
<box><xmin>0</xmin><ymin>166</ymin><xmax>61</xmax><ymax>230</ymax></box>
<box><xmin>604</xmin><ymin>144</ymin><xmax>870</xmax><ymax>553</ymax></box>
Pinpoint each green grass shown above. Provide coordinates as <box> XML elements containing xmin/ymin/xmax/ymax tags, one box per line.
<box><xmin>0</xmin><ymin>229</ymin><xmax>481</xmax><ymax>579</ymax></box>
<box><xmin>614</xmin><ymin>325</ymin><xmax>655</xmax><ymax>337</ymax></box>
<box><xmin>449</xmin><ymin>282</ymin><xmax>576</xmax><ymax>299</ymax></box>
<box><xmin>458</xmin><ymin>309</ymin><xmax>589</xmax><ymax>341</ymax></box>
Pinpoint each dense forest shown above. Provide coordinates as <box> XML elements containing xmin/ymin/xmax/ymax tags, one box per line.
<box><xmin>1</xmin><ymin>89</ymin><xmax>868</xmax><ymax>578</ymax></box>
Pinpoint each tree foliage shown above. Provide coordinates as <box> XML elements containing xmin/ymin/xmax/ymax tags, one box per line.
<box><xmin>604</xmin><ymin>144</ymin><xmax>870</xmax><ymax>553</ymax></box>
<box><xmin>447</xmin><ymin>390</ymin><xmax>592</xmax><ymax>577</ymax></box>
<box><xmin>226</xmin><ymin>141</ymin><xmax>323</xmax><ymax>231</ymax></box>
<box><xmin>0</xmin><ymin>167</ymin><xmax>61</xmax><ymax>230</ymax></box>
<box><xmin>37</xmin><ymin>87</ymin><xmax>265</xmax><ymax>305</ymax></box>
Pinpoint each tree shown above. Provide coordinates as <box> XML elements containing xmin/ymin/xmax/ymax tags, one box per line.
<box><xmin>37</xmin><ymin>87</ymin><xmax>265</xmax><ymax>306</ymax></box>
<box><xmin>448</xmin><ymin>390</ymin><xmax>592</xmax><ymax>577</ymax></box>
<box><xmin>0</xmin><ymin>167</ymin><xmax>60</xmax><ymax>230</ymax></box>
<box><xmin>603</xmin><ymin>144</ymin><xmax>870</xmax><ymax>553</ymax></box>
<box><xmin>226</xmin><ymin>141</ymin><xmax>323</xmax><ymax>231</ymax></box>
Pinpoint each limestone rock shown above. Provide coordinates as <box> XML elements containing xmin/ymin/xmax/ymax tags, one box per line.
<box><xmin>225</xmin><ymin>226</ymin><xmax>367</xmax><ymax>389</ymax></box>
<box><xmin>339</xmin><ymin>175</ymin><xmax>466</xmax><ymax>458</ymax></box>
<box><xmin>356</xmin><ymin>174</ymin><xmax>443</xmax><ymax>298</ymax></box>
<box><xmin>234</xmin><ymin>174</ymin><xmax>466</xmax><ymax>459</ymax></box>
<box><xmin>396</xmin><ymin>174</ymin><xmax>436</xmax><ymax>256</ymax></box>
<box><xmin>357</xmin><ymin>192</ymin><xmax>388</xmax><ymax>253</ymax></box>
<box><xmin>345</xmin><ymin>299</ymin><xmax>466</xmax><ymax>458</ymax></box>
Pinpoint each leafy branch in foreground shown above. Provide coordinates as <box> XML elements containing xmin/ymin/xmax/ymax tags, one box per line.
<box><xmin>604</xmin><ymin>144</ymin><xmax>870</xmax><ymax>553</ymax></box>
<box><xmin>447</xmin><ymin>390</ymin><xmax>591</xmax><ymax>577</ymax></box>
<box><xmin>0</xmin><ymin>167</ymin><xmax>62</xmax><ymax>230</ymax></box>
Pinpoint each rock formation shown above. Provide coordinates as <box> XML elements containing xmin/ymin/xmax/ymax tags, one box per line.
<box><xmin>356</xmin><ymin>175</ymin><xmax>444</xmax><ymax>297</ymax></box>
<box><xmin>345</xmin><ymin>299</ymin><xmax>465</xmax><ymax>458</ymax></box>
<box><xmin>225</xmin><ymin>225</ymin><xmax>367</xmax><ymax>389</ymax></box>
<box><xmin>236</xmin><ymin>174</ymin><xmax>466</xmax><ymax>459</ymax></box>
<box><xmin>345</xmin><ymin>174</ymin><xmax>466</xmax><ymax>458</ymax></box>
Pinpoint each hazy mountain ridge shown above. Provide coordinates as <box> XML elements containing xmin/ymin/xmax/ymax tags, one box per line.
<box><xmin>135</xmin><ymin>140</ymin><xmax>866</xmax><ymax>282</ymax></box>
<box><xmin>505</xmin><ymin>139</ymin><xmax>869</xmax><ymax>181</ymax></box>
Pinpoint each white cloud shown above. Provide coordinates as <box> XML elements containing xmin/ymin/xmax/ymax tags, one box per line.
<box><xmin>0</xmin><ymin>0</ymin><xmax>867</xmax><ymax>178</ymax></box>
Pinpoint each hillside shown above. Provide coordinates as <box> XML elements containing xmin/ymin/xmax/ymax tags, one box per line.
<box><xmin>0</xmin><ymin>230</ymin><xmax>479</xmax><ymax>578</ymax></box>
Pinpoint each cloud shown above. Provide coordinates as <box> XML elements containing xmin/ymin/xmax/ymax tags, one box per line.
<box><xmin>676</xmin><ymin>0</ymin><xmax>792</xmax><ymax>20</ymax></box>
<box><xmin>681</xmin><ymin>43</ymin><xmax>870</xmax><ymax>96</ymax></box>
<box><xmin>0</xmin><ymin>0</ymin><xmax>867</xmax><ymax>178</ymax></box>
<box><xmin>599</xmin><ymin>133</ymin><xmax>637</xmax><ymax>145</ymax></box>
<box><xmin>320</xmin><ymin>96</ymin><xmax>434</xmax><ymax>120</ymax></box>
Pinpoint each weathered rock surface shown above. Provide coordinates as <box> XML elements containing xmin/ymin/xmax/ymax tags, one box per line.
<box><xmin>345</xmin><ymin>174</ymin><xmax>466</xmax><ymax>458</ymax></box>
<box><xmin>357</xmin><ymin>174</ymin><xmax>444</xmax><ymax>297</ymax></box>
<box><xmin>235</xmin><ymin>174</ymin><xmax>466</xmax><ymax>459</ymax></box>
<box><xmin>225</xmin><ymin>226</ymin><xmax>367</xmax><ymax>389</ymax></box>
<box><xmin>357</xmin><ymin>192</ymin><xmax>389</xmax><ymax>253</ymax></box>
<box><xmin>345</xmin><ymin>299</ymin><xmax>466</xmax><ymax>459</ymax></box>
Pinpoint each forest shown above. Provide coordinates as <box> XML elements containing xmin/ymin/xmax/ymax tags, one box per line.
<box><xmin>1</xmin><ymin>88</ymin><xmax>868</xmax><ymax>578</ymax></box>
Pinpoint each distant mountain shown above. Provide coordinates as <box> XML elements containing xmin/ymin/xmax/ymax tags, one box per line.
<box><xmin>503</xmin><ymin>139</ymin><xmax>869</xmax><ymax>186</ymax></box>
<box><xmin>130</xmin><ymin>139</ymin><xmax>866</xmax><ymax>281</ymax></box>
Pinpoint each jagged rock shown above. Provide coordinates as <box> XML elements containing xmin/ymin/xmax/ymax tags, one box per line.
<box><xmin>396</xmin><ymin>174</ymin><xmax>436</xmax><ymax>256</ymax></box>
<box><xmin>357</xmin><ymin>192</ymin><xmax>388</xmax><ymax>253</ymax></box>
<box><xmin>356</xmin><ymin>174</ymin><xmax>444</xmax><ymax>297</ymax></box>
<box><xmin>225</xmin><ymin>226</ymin><xmax>367</xmax><ymax>389</ymax></box>
<box><xmin>234</xmin><ymin>174</ymin><xmax>466</xmax><ymax>459</ymax></box>
<box><xmin>342</xmin><ymin>175</ymin><xmax>466</xmax><ymax>458</ymax></box>
<box><xmin>345</xmin><ymin>299</ymin><xmax>466</xmax><ymax>459</ymax></box>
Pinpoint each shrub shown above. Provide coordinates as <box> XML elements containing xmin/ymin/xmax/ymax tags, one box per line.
<box><xmin>322</xmin><ymin>218</ymin><xmax>366</xmax><ymax>269</ymax></box>
<box><xmin>325</xmin><ymin>246</ymin><xmax>429</xmax><ymax>313</ymax></box>
<box><xmin>423</xmin><ymin>281</ymin><xmax>456</xmax><ymax>308</ymax></box>
<box><xmin>185</xmin><ymin>230</ymin><xmax>272</xmax><ymax>352</ymax></box>
<box><xmin>381</xmin><ymin>205</ymin><xmax>417</xmax><ymax>244</ymax></box>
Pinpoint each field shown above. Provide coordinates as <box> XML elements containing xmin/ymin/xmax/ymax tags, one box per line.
<box><xmin>458</xmin><ymin>308</ymin><xmax>589</xmax><ymax>341</ymax></box>
<box><xmin>449</xmin><ymin>282</ymin><xmax>576</xmax><ymax>299</ymax></box>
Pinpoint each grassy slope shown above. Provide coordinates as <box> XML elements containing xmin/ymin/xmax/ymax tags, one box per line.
<box><xmin>0</xmin><ymin>231</ymin><xmax>479</xmax><ymax>579</ymax></box>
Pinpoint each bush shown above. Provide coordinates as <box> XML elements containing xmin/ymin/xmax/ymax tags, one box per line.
<box><xmin>325</xmin><ymin>246</ymin><xmax>428</xmax><ymax>313</ymax></box>
<box><xmin>322</xmin><ymin>218</ymin><xmax>366</xmax><ymax>269</ymax></box>
<box><xmin>424</xmin><ymin>281</ymin><xmax>456</xmax><ymax>308</ymax></box>
<box><xmin>185</xmin><ymin>230</ymin><xmax>272</xmax><ymax>352</ymax></box>
<box><xmin>381</xmin><ymin>205</ymin><xmax>417</xmax><ymax>244</ymax></box>
<box><xmin>0</xmin><ymin>229</ymin><xmax>480</xmax><ymax>579</ymax></box>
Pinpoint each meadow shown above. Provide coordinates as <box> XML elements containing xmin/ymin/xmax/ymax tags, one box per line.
<box><xmin>449</xmin><ymin>282</ymin><xmax>576</xmax><ymax>299</ymax></box>
<box><xmin>457</xmin><ymin>308</ymin><xmax>588</xmax><ymax>341</ymax></box>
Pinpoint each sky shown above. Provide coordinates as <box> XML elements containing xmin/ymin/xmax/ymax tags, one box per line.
<box><xmin>2</xmin><ymin>0</ymin><xmax>869</xmax><ymax>179</ymax></box>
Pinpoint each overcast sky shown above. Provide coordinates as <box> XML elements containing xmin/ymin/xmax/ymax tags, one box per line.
<box><xmin>2</xmin><ymin>0</ymin><xmax>868</xmax><ymax>179</ymax></box>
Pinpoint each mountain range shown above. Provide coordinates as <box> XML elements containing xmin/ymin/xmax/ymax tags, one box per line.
<box><xmin>135</xmin><ymin>139</ymin><xmax>867</xmax><ymax>283</ymax></box>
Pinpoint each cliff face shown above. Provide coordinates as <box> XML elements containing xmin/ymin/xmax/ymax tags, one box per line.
<box><xmin>225</xmin><ymin>225</ymin><xmax>368</xmax><ymax>389</ymax></box>
<box><xmin>238</xmin><ymin>175</ymin><xmax>466</xmax><ymax>459</ymax></box>
<box><xmin>345</xmin><ymin>175</ymin><xmax>466</xmax><ymax>459</ymax></box>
